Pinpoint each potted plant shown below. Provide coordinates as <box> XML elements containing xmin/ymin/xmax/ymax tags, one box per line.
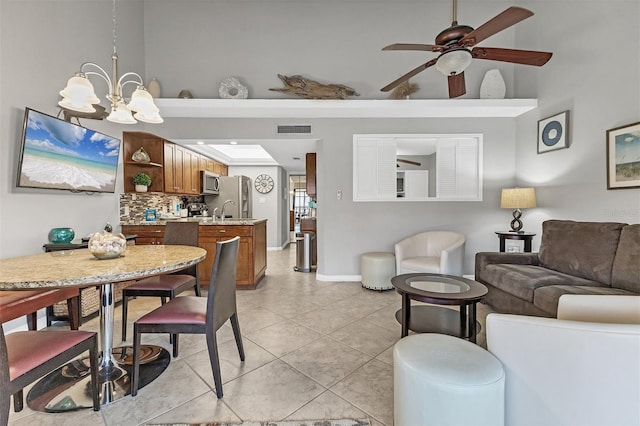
<box><xmin>133</xmin><ymin>173</ymin><xmax>152</xmax><ymax>192</ymax></box>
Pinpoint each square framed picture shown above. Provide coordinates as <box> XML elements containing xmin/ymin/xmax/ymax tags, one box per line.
<box><xmin>538</xmin><ymin>110</ymin><xmax>570</xmax><ymax>154</ymax></box>
<box><xmin>606</xmin><ymin>121</ymin><xmax>640</xmax><ymax>189</ymax></box>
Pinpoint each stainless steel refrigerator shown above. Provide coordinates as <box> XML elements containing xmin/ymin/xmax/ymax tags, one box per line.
<box><xmin>205</xmin><ymin>175</ymin><xmax>252</xmax><ymax>219</ymax></box>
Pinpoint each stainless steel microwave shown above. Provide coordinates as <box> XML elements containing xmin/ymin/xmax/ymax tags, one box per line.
<box><xmin>201</xmin><ymin>171</ymin><xmax>220</xmax><ymax>194</ymax></box>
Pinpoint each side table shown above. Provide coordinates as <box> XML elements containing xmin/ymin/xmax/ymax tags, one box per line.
<box><xmin>495</xmin><ymin>231</ymin><xmax>535</xmax><ymax>253</ymax></box>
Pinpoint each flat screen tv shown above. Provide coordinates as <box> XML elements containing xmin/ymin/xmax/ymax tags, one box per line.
<box><xmin>17</xmin><ymin>108</ymin><xmax>121</xmax><ymax>193</ymax></box>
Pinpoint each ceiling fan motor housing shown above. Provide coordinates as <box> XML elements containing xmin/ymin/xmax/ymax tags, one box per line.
<box><xmin>435</xmin><ymin>24</ymin><xmax>474</xmax><ymax>46</ymax></box>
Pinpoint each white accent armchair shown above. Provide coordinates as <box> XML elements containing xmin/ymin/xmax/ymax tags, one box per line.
<box><xmin>486</xmin><ymin>295</ymin><xmax>640</xmax><ymax>426</ymax></box>
<box><xmin>394</xmin><ymin>231</ymin><xmax>465</xmax><ymax>276</ymax></box>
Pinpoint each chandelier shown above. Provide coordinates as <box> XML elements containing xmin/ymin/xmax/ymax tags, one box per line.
<box><xmin>58</xmin><ymin>0</ymin><xmax>162</xmax><ymax>124</ymax></box>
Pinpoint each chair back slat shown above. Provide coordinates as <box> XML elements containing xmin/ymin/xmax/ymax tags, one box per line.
<box><xmin>206</xmin><ymin>237</ymin><xmax>240</xmax><ymax>332</ymax></box>
<box><xmin>164</xmin><ymin>221</ymin><xmax>200</xmax><ymax>279</ymax></box>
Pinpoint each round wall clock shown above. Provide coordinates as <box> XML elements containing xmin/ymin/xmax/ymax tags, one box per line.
<box><xmin>254</xmin><ymin>174</ymin><xmax>274</xmax><ymax>194</ymax></box>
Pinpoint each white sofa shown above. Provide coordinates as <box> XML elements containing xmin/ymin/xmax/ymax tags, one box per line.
<box><xmin>486</xmin><ymin>295</ymin><xmax>640</xmax><ymax>426</ymax></box>
<box><xmin>394</xmin><ymin>231</ymin><xmax>465</xmax><ymax>276</ymax></box>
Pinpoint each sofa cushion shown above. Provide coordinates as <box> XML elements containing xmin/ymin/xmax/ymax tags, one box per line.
<box><xmin>611</xmin><ymin>224</ymin><xmax>640</xmax><ymax>293</ymax></box>
<box><xmin>483</xmin><ymin>264</ymin><xmax>603</xmax><ymax>302</ymax></box>
<box><xmin>538</xmin><ymin>220</ymin><xmax>626</xmax><ymax>285</ymax></box>
<box><xmin>534</xmin><ymin>285</ymin><xmax>637</xmax><ymax>315</ymax></box>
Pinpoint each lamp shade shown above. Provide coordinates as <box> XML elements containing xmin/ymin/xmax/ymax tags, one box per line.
<box><xmin>435</xmin><ymin>49</ymin><xmax>473</xmax><ymax>76</ymax></box>
<box><xmin>107</xmin><ymin>102</ymin><xmax>136</xmax><ymax>124</ymax></box>
<box><xmin>58</xmin><ymin>74</ymin><xmax>100</xmax><ymax>112</ymax></box>
<box><xmin>127</xmin><ymin>86</ymin><xmax>158</xmax><ymax>113</ymax></box>
<box><xmin>501</xmin><ymin>187</ymin><xmax>537</xmax><ymax>209</ymax></box>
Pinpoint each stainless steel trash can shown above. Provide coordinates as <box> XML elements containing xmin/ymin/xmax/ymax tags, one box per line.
<box><xmin>294</xmin><ymin>232</ymin><xmax>314</xmax><ymax>272</ymax></box>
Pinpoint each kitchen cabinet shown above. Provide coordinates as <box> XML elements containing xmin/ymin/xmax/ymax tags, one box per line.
<box><xmin>121</xmin><ymin>220</ymin><xmax>267</xmax><ymax>289</ymax></box>
<box><xmin>306</xmin><ymin>153</ymin><xmax>316</xmax><ymax>199</ymax></box>
<box><xmin>123</xmin><ymin>131</ymin><xmax>228</xmax><ymax>195</ymax></box>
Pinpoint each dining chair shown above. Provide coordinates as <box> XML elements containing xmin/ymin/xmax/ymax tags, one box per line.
<box><xmin>0</xmin><ymin>325</ymin><xmax>100</xmax><ymax>424</ymax></box>
<box><xmin>131</xmin><ymin>236</ymin><xmax>244</xmax><ymax>399</ymax></box>
<box><xmin>121</xmin><ymin>221</ymin><xmax>201</xmax><ymax>341</ymax></box>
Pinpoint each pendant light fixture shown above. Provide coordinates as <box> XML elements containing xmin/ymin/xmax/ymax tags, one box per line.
<box><xmin>58</xmin><ymin>0</ymin><xmax>162</xmax><ymax>124</ymax></box>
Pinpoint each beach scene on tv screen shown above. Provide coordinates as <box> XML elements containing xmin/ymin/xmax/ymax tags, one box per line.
<box><xmin>19</xmin><ymin>110</ymin><xmax>120</xmax><ymax>192</ymax></box>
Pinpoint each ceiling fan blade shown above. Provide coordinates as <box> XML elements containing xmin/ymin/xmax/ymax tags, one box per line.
<box><xmin>472</xmin><ymin>47</ymin><xmax>552</xmax><ymax>66</ymax></box>
<box><xmin>448</xmin><ymin>73</ymin><xmax>466</xmax><ymax>98</ymax></box>
<box><xmin>383</xmin><ymin>43</ymin><xmax>445</xmax><ymax>52</ymax></box>
<box><xmin>381</xmin><ymin>58</ymin><xmax>438</xmax><ymax>92</ymax></box>
<box><xmin>397</xmin><ymin>158</ymin><xmax>422</xmax><ymax>166</ymax></box>
<box><xmin>460</xmin><ymin>6</ymin><xmax>534</xmax><ymax>47</ymax></box>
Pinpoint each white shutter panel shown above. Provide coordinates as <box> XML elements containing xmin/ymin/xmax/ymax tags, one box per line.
<box><xmin>436</xmin><ymin>138</ymin><xmax>457</xmax><ymax>198</ymax></box>
<box><xmin>456</xmin><ymin>138</ymin><xmax>479</xmax><ymax>198</ymax></box>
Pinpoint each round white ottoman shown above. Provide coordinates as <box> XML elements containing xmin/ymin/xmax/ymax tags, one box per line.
<box><xmin>394</xmin><ymin>334</ymin><xmax>505</xmax><ymax>426</ymax></box>
<box><xmin>360</xmin><ymin>252</ymin><xmax>395</xmax><ymax>290</ymax></box>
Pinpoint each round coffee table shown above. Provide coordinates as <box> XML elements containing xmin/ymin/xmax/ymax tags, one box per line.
<box><xmin>392</xmin><ymin>273</ymin><xmax>488</xmax><ymax>343</ymax></box>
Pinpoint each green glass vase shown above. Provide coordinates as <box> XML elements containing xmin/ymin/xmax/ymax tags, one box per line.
<box><xmin>48</xmin><ymin>227</ymin><xmax>75</xmax><ymax>244</ymax></box>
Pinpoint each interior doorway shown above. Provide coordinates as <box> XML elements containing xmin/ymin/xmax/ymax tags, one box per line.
<box><xmin>289</xmin><ymin>175</ymin><xmax>309</xmax><ymax>234</ymax></box>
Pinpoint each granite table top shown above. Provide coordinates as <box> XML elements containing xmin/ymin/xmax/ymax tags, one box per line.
<box><xmin>0</xmin><ymin>245</ymin><xmax>206</xmax><ymax>290</ymax></box>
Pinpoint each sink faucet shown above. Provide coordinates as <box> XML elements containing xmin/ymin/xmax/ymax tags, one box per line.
<box><xmin>220</xmin><ymin>200</ymin><xmax>235</xmax><ymax>221</ymax></box>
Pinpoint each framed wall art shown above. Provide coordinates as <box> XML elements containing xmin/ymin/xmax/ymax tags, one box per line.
<box><xmin>606</xmin><ymin>121</ymin><xmax>640</xmax><ymax>189</ymax></box>
<box><xmin>538</xmin><ymin>110</ymin><xmax>570</xmax><ymax>154</ymax></box>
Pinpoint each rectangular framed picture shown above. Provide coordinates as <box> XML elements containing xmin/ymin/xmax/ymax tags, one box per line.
<box><xmin>606</xmin><ymin>121</ymin><xmax>640</xmax><ymax>189</ymax></box>
<box><xmin>538</xmin><ymin>110</ymin><xmax>570</xmax><ymax>153</ymax></box>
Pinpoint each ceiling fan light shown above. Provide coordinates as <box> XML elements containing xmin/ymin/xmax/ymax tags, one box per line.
<box><xmin>436</xmin><ymin>49</ymin><xmax>473</xmax><ymax>76</ymax></box>
<box><xmin>107</xmin><ymin>102</ymin><xmax>137</xmax><ymax>124</ymax></box>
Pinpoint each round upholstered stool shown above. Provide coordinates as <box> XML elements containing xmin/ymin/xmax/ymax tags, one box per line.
<box><xmin>360</xmin><ymin>252</ymin><xmax>395</xmax><ymax>290</ymax></box>
<box><xmin>394</xmin><ymin>334</ymin><xmax>505</xmax><ymax>426</ymax></box>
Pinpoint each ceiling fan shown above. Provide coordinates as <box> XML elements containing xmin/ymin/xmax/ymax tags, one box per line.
<box><xmin>380</xmin><ymin>0</ymin><xmax>553</xmax><ymax>98</ymax></box>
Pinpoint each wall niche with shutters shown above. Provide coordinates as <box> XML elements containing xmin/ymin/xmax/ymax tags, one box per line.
<box><xmin>352</xmin><ymin>133</ymin><xmax>483</xmax><ymax>202</ymax></box>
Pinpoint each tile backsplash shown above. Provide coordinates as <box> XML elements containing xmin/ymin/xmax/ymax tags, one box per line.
<box><xmin>119</xmin><ymin>193</ymin><xmax>201</xmax><ymax>224</ymax></box>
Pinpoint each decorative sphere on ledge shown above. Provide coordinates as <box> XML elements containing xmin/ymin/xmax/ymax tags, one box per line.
<box><xmin>88</xmin><ymin>230</ymin><xmax>127</xmax><ymax>260</ymax></box>
<box><xmin>48</xmin><ymin>227</ymin><xmax>75</xmax><ymax>244</ymax></box>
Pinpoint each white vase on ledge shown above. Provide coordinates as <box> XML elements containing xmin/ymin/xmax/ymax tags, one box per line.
<box><xmin>480</xmin><ymin>69</ymin><xmax>506</xmax><ymax>99</ymax></box>
<box><xmin>135</xmin><ymin>184</ymin><xmax>148</xmax><ymax>192</ymax></box>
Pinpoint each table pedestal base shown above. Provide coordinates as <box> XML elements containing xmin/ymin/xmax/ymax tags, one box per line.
<box><xmin>395</xmin><ymin>306</ymin><xmax>481</xmax><ymax>341</ymax></box>
<box><xmin>26</xmin><ymin>345</ymin><xmax>169</xmax><ymax>412</ymax></box>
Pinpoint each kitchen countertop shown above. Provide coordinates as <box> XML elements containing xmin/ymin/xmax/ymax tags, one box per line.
<box><xmin>120</xmin><ymin>218</ymin><xmax>267</xmax><ymax>226</ymax></box>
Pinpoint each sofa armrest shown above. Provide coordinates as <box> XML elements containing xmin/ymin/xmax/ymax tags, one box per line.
<box><xmin>486</xmin><ymin>313</ymin><xmax>640</xmax><ymax>426</ymax></box>
<box><xmin>557</xmin><ymin>295</ymin><xmax>640</xmax><ymax>324</ymax></box>
<box><xmin>475</xmin><ymin>252</ymin><xmax>539</xmax><ymax>279</ymax></box>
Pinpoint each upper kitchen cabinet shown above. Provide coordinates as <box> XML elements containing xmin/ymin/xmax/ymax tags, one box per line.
<box><xmin>352</xmin><ymin>134</ymin><xmax>482</xmax><ymax>202</ymax></box>
<box><xmin>306</xmin><ymin>153</ymin><xmax>316</xmax><ymax>199</ymax></box>
<box><xmin>122</xmin><ymin>132</ymin><xmax>166</xmax><ymax>193</ymax></box>
<box><xmin>123</xmin><ymin>132</ymin><xmax>228</xmax><ymax>195</ymax></box>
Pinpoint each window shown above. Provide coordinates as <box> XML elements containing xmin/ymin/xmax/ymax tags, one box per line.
<box><xmin>353</xmin><ymin>134</ymin><xmax>482</xmax><ymax>202</ymax></box>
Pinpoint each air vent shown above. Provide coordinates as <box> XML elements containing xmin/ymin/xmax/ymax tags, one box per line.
<box><xmin>277</xmin><ymin>124</ymin><xmax>312</xmax><ymax>134</ymax></box>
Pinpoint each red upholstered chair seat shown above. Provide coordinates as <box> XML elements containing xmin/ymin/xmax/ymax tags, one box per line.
<box><xmin>135</xmin><ymin>297</ymin><xmax>207</xmax><ymax>325</ymax></box>
<box><xmin>124</xmin><ymin>275</ymin><xmax>195</xmax><ymax>292</ymax></box>
<box><xmin>6</xmin><ymin>330</ymin><xmax>96</xmax><ymax>380</ymax></box>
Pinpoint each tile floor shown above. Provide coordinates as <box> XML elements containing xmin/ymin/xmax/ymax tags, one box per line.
<box><xmin>8</xmin><ymin>245</ymin><xmax>493</xmax><ymax>426</ymax></box>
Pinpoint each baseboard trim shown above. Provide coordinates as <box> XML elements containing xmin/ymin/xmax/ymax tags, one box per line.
<box><xmin>316</xmin><ymin>274</ymin><xmax>361</xmax><ymax>282</ymax></box>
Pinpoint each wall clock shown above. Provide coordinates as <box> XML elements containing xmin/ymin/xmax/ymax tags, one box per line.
<box><xmin>254</xmin><ymin>174</ymin><xmax>274</xmax><ymax>194</ymax></box>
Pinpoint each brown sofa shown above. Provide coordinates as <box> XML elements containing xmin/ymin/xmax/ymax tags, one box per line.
<box><xmin>475</xmin><ymin>220</ymin><xmax>640</xmax><ymax>317</ymax></box>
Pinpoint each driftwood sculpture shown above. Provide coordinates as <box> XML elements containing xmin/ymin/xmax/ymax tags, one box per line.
<box><xmin>269</xmin><ymin>74</ymin><xmax>359</xmax><ymax>99</ymax></box>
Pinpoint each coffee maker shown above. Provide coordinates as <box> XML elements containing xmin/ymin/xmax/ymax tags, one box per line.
<box><xmin>187</xmin><ymin>202</ymin><xmax>207</xmax><ymax>217</ymax></box>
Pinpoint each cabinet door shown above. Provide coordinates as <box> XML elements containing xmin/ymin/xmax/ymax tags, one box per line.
<box><xmin>353</xmin><ymin>136</ymin><xmax>396</xmax><ymax>201</ymax></box>
<box><xmin>436</xmin><ymin>138</ymin><xmax>480</xmax><ymax>200</ymax></box>
<box><xmin>174</xmin><ymin>145</ymin><xmax>185</xmax><ymax>193</ymax></box>
<box><xmin>306</xmin><ymin>153</ymin><xmax>316</xmax><ymax>197</ymax></box>
<box><xmin>404</xmin><ymin>170</ymin><xmax>429</xmax><ymax>198</ymax></box>
<box><xmin>191</xmin><ymin>152</ymin><xmax>201</xmax><ymax>194</ymax></box>
<box><xmin>164</xmin><ymin>143</ymin><xmax>177</xmax><ymax>193</ymax></box>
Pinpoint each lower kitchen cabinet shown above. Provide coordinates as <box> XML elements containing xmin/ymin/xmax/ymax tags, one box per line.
<box><xmin>121</xmin><ymin>220</ymin><xmax>267</xmax><ymax>289</ymax></box>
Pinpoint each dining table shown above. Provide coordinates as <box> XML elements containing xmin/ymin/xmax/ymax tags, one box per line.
<box><xmin>0</xmin><ymin>244</ymin><xmax>206</xmax><ymax>412</ymax></box>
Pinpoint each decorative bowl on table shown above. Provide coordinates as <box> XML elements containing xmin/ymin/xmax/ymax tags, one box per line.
<box><xmin>48</xmin><ymin>227</ymin><xmax>75</xmax><ymax>244</ymax></box>
<box><xmin>88</xmin><ymin>230</ymin><xmax>127</xmax><ymax>260</ymax></box>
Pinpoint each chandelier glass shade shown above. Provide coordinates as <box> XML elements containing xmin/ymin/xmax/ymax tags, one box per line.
<box><xmin>58</xmin><ymin>0</ymin><xmax>162</xmax><ymax>124</ymax></box>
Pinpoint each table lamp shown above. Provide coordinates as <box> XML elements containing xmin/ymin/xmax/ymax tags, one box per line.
<box><xmin>500</xmin><ymin>187</ymin><xmax>536</xmax><ymax>232</ymax></box>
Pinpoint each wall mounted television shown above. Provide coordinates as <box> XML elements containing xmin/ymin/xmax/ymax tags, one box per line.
<box><xmin>16</xmin><ymin>108</ymin><xmax>121</xmax><ymax>193</ymax></box>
